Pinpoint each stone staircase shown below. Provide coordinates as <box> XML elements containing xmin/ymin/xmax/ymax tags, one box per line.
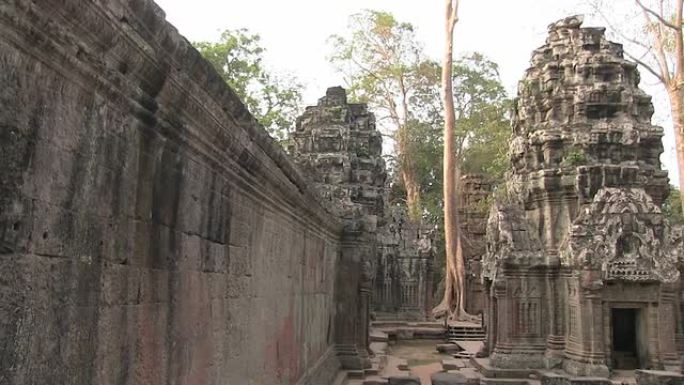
<box><xmin>447</xmin><ymin>324</ymin><xmax>485</xmax><ymax>342</ymax></box>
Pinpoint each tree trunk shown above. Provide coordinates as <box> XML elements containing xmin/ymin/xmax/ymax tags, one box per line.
<box><xmin>667</xmin><ymin>87</ymin><xmax>684</xmax><ymax>212</ymax></box>
<box><xmin>401</xmin><ymin>163</ymin><xmax>421</xmax><ymax>221</ymax></box>
<box><xmin>432</xmin><ymin>0</ymin><xmax>474</xmax><ymax>322</ymax></box>
<box><xmin>397</xmin><ymin>122</ymin><xmax>422</xmax><ymax>222</ymax></box>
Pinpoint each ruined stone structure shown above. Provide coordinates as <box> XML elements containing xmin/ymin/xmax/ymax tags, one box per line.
<box><xmin>4</xmin><ymin>1</ymin><xmax>684</xmax><ymax>384</ymax></box>
<box><xmin>373</xmin><ymin>207</ymin><xmax>435</xmax><ymax>320</ymax></box>
<box><xmin>482</xmin><ymin>16</ymin><xmax>684</xmax><ymax>378</ymax></box>
<box><xmin>291</xmin><ymin>88</ymin><xmax>436</xmax><ymax>324</ymax></box>
<box><xmin>460</xmin><ymin>174</ymin><xmax>492</xmax><ymax>316</ymax></box>
<box><xmin>291</xmin><ymin>86</ymin><xmax>387</xmax><ymax>370</ymax></box>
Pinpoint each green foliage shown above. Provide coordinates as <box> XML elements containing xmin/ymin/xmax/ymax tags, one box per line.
<box><xmin>663</xmin><ymin>186</ymin><xmax>684</xmax><ymax>225</ymax></box>
<box><xmin>561</xmin><ymin>149</ymin><xmax>587</xmax><ymax>167</ymax></box>
<box><xmin>194</xmin><ymin>29</ymin><xmax>303</xmax><ymax>141</ymax></box>
<box><xmin>328</xmin><ymin>10</ymin><xmax>423</xmax><ymax>107</ymax></box>
<box><xmin>329</xmin><ymin>10</ymin><xmax>511</xmax><ymax>225</ymax></box>
<box><xmin>408</xmin><ymin>53</ymin><xmax>512</xmax><ymax>223</ymax></box>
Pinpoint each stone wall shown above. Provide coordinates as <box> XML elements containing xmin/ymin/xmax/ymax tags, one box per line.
<box><xmin>374</xmin><ymin>207</ymin><xmax>434</xmax><ymax>320</ymax></box>
<box><xmin>0</xmin><ymin>1</ymin><xmax>342</xmax><ymax>384</ymax></box>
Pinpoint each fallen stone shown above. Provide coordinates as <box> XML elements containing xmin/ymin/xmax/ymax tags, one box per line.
<box><xmin>442</xmin><ymin>358</ymin><xmax>466</xmax><ymax>370</ymax></box>
<box><xmin>456</xmin><ymin>368</ymin><xmax>480</xmax><ymax>385</ymax></box>
<box><xmin>371</xmin><ymin>330</ymin><xmax>390</xmax><ymax>342</ymax></box>
<box><xmin>389</xmin><ymin>376</ymin><xmax>421</xmax><ymax>385</ymax></box>
<box><xmin>363</xmin><ymin>376</ymin><xmax>389</xmax><ymax>385</ymax></box>
<box><xmin>437</xmin><ymin>343</ymin><xmax>463</xmax><ymax>354</ymax></box>
<box><xmin>453</xmin><ymin>340</ymin><xmax>484</xmax><ymax>354</ymax></box>
<box><xmin>370</xmin><ymin>341</ymin><xmax>388</xmax><ymax>355</ymax></box>
<box><xmin>635</xmin><ymin>370</ymin><xmax>684</xmax><ymax>385</ymax></box>
<box><xmin>432</xmin><ymin>372</ymin><xmax>468</xmax><ymax>385</ymax></box>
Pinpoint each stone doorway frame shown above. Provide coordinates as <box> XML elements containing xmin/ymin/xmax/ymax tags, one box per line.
<box><xmin>603</xmin><ymin>302</ymin><xmax>649</xmax><ymax>371</ymax></box>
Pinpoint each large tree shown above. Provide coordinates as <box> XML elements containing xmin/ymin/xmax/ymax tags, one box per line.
<box><xmin>328</xmin><ymin>11</ymin><xmax>429</xmax><ymax>221</ymax></box>
<box><xmin>592</xmin><ymin>0</ymin><xmax>684</xmax><ymax>212</ymax></box>
<box><xmin>396</xmin><ymin>54</ymin><xmax>510</xmax><ymax>224</ymax></box>
<box><xmin>433</xmin><ymin>0</ymin><xmax>474</xmax><ymax>321</ymax></box>
<box><xmin>194</xmin><ymin>29</ymin><xmax>303</xmax><ymax>141</ymax></box>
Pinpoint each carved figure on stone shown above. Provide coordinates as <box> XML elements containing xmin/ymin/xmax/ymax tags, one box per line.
<box><xmin>560</xmin><ymin>188</ymin><xmax>681</xmax><ymax>283</ymax></box>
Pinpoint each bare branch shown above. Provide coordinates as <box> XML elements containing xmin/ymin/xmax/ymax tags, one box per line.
<box><xmin>673</xmin><ymin>0</ymin><xmax>684</xmax><ymax>80</ymax></box>
<box><xmin>589</xmin><ymin>1</ymin><xmax>652</xmax><ymax>50</ymax></box>
<box><xmin>638</xmin><ymin>1</ymin><xmax>674</xmax><ymax>84</ymax></box>
<box><xmin>625</xmin><ymin>50</ymin><xmax>667</xmax><ymax>82</ymax></box>
<box><xmin>635</xmin><ymin>0</ymin><xmax>682</xmax><ymax>29</ymax></box>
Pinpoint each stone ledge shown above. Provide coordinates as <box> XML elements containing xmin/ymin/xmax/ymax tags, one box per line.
<box><xmin>635</xmin><ymin>370</ymin><xmax>684</xmax><ymax>385</ymax></box>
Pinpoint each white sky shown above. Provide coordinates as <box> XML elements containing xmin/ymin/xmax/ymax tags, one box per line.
<box><xmin>154</xmin><ymin>0</ymin><xmax>679</xmax><ymax>186</ymax></box>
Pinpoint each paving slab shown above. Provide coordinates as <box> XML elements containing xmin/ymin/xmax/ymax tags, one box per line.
<box><xmin>388</xmin><ymin>376</ymin><xmax>421</xmax><ymax>385</ymax></box>
<box><xmin>453</xmin><ymin>341</ymin><xmax>484</xmax><ymax>354</ymax></box>
<box><xmin>431</xmin><ymin>372</ymin><xmax>468</xmax><ymax>385</ymax></box>
<box><xmin>442</xmin><ymin>358</ymin><xmax>466</xmax><ymax>371</ymax></box>
<box><xmin>635</xmin><ymin>370</ymin><xmax>684</xmax><ymax>385</ymax></box>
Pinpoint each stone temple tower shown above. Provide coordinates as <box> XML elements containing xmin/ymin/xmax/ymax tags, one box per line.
<box><xmin>291</xmin><ymin>86</ymin><xmax>387</xmax><ymax>370</ymax></box>
<box><xmin>482</xmin><ymin>16</ymin><xmax>683</xmax><ymax>377</ymax></box>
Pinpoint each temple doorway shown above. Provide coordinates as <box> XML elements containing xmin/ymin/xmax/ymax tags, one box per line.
<box><xmin>611</xmin><ymin>308</ymin><xmax>640</xmax><ymax>369</ymax></box>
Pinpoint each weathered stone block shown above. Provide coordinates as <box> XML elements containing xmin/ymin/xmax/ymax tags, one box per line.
<box><xmin>389</xmin><ymin>376</ymin><xmax>421</xmax><ymax>385</ymax></box>
<box><xmin>437</xmin><ymin>343</ymin><xmax>463</xmax><ymax>354</ymax></box>
<box><xmin>431</xmin><ymin>372</ymin><xmax>468</xmax><ymax>385</ymax></box>
<box><xmin>635</xmin><ymin>370</ymin><xmax>684</xmax><ymax>385</ymax></box>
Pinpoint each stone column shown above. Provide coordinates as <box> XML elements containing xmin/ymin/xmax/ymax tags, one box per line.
<box><xmin>657</xmin><ymin>289</ymin><xmax>681</xmax><ymax>371</ymax></box>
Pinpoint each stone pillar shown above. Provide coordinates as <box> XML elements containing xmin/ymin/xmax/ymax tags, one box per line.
<box><xmin>656</xmin><ymin>289</ymin><xmax>682</xmax><ymax>371</ymax></box>
<box><xmin>544</xmin><ymin>271</ymin><xmax>565</xmax><ymax>368</ymax></box>
<box><xmin>458</xmin><ymin>174</ymin><xmax>491</xmax><ymax>316</ymax></box>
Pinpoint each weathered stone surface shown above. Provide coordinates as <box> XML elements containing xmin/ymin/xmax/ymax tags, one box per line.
<box><xmin>0</xmin><ymin>1</ymin><xmax>343</xmax><ymax>384</ymax></box>
<box><xmin>389</xmin><ymin>376</ymin><xmax>422</xmax><ymax>385</ymax></box>
<box><xmin>431</xmin><ymin>372</ymin><xmax>468</xmax><ymax>385</ymax></box>
<box><xmin>481</xmin><ymin>15</ymin><xmax>683</xmax><ymax>377</ymax></box>
<box><xmin>374</xmin><ymin>207</ymin><xmax>435</xmax><ymax>320</ymax></box>
<box><xmin>292</xmin><ymin>86</ymin><xmax>388</xmax><ymax>370</ymax></box>
<box><xmin>459</xmin><ymin>174</ymin><xmax>492</xmax><ymax>315</ymax></box>
<box><xmin>635</xmin><ymin>370</ymin><xmax>684</xmax><ymax>385</ymax></box>
<box><xmin>442</xmin><ymin>358</ymin><xmax>467</xmax><ymax>370</ymax></box>
<box><xmin>560</xmin><ymin>188</ymin><xmax>680</xmax><ymax>282</ymax></box>
<box><xmin>292</xmin><ymin>86</ymin><xmax>386</xmax><ymax>233</ymax></box>
<box><xmin>437</xmin><ymin>343</ymin><xmax>463</xmax><ymax>354</ymax></box>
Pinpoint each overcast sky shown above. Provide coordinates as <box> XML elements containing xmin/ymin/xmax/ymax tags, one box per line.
<box><xmin>154</xmin><ymin>0</ymin><xmax>679</xmax><ymax>186</ymax></box>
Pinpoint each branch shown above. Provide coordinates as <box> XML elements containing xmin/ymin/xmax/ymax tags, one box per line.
<box><xmin>624</xmin><ymin>50</ymin><xmax>666</xmax><ymax>82</ymax></box>
<box><xmin>635</xmin><ymin>0</ymin><xmax>682</xmax><ymax>30</ymax></box>
<box><xmin>673</xmin><ymin>0</ymin><xmax>684</xmax><ymax>82</ymax></box>
<box><xmin>589</xmin><ymin>1</ymin><xmax>652</xmax><ymax>50</ymax></box>
<box><xmin>638</xmin><ymin>0</ymin><xmax>673</xmax><ymax>84</ymax></box>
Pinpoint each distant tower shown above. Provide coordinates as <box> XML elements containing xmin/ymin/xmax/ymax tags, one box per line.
<box><xmin>291</xmin><ymin>86</ymin><xmax>386</xmax><ymax>370</ymax></box>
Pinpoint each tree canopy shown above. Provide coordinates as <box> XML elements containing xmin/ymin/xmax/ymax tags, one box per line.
<box><xmin>194</xmin><ymin>28</ymin><xmax>303</xmax><ymax>141</ymax></box>
<box><xmin>329</xmin><ymin>10</ymin><xmax>510</xmax><ymax>223</ymax></box>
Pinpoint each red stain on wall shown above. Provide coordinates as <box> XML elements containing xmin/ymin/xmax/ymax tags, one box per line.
<box><xmin>266</xmin><ymin>300</ymin><xmax>302</xmax><ymax>384</ymax></box>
